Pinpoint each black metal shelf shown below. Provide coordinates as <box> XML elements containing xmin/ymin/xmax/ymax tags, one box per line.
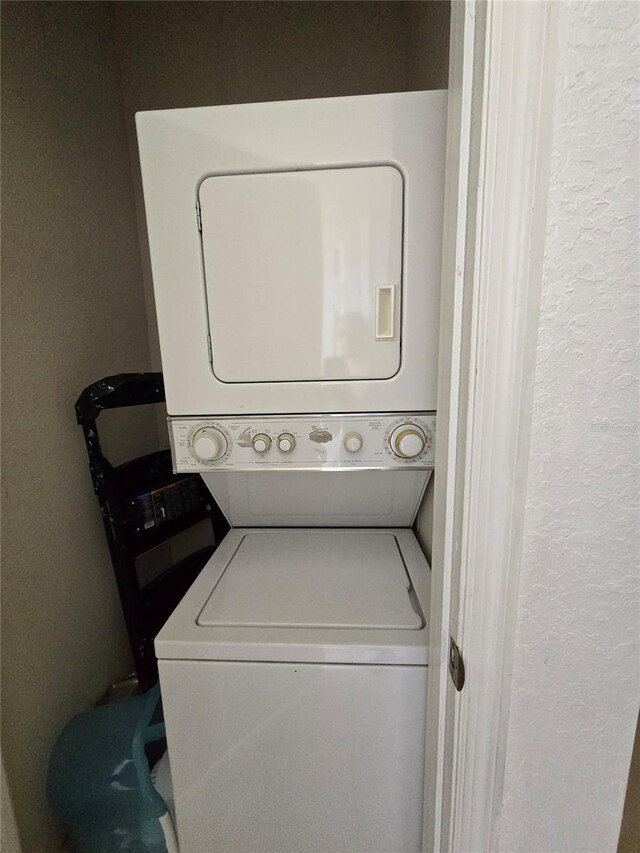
<box><xmin>140</xmin><ymin>547</ymin><xmax>214</xmax><ymax>636</ymax></box>
<box><xmin>125</xmin><ymin>502</ymin><xmax>216</xmax><ymax>557</ymax></box>
<box><xmin>77</xmin><ymin>373</ymin><xmax>229</xmax><ymax>690</ymax></box>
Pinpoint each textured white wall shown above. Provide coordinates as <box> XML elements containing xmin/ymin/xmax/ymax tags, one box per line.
<box><xmin>498</xmin><ymin>2</ymin><xmax>640</xmax><ymax>851</ymax></box>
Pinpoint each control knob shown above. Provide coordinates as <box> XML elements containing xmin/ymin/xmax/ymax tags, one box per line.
<box><xmin>191</xmin><ymin>427</ymin><xmax>227</xmax><ymax>462</ymax></box>
<box><xmin>343</xmin><ymin>432</ymin><xmax>363</xmax><ymax>453</ymax></box>
<box><xmin>389</xmin><ymin>424</ymin><xmax>427</xmax><ymax>459</ymax></box>
<box><xmin>277</xmin><ymin>433</ymin><xmax>296</xmax><ymax>453</ymax></box>
<box><xmin>252</xmin><ymin>433</ymin><xmax>272</xmax><ymax>454</ymax></box>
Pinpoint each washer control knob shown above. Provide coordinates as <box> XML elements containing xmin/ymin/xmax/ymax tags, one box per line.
<box><xmin>277</xmin><ymin>433</ymin><xmax>296</xmax><ymax>453</ymax></box>
<box><xmin>252</xmin><ymin>433</ymin><xmax>272</xmax><ymax>454</ymax></box>
<box><xmin>343</xmin><ymin>432</ymin><xmax>363</xmax><ymax>453</ymax></box>
<box><xmin>390</xmin><ymin>425</ymin><xmax>426</xmax><ymax>459</ymax></box>
<box><xmin>191</xmin><ymin>427</ymin><xmax>227</xmax><ymax>462</ymax></box>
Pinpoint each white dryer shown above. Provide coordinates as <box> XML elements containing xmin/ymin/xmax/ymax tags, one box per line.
<box><xmin>136</xmin><ymin>91</ymin><xmax>447</xmax><ymax>853</ymax></box>
<box><xmin>136</xmin><ymin>91</ymin><xmax>447</xmax><ymax>417</ymax></box>
<box><xmin>157</xmin><ymin>528</ymin><xmax>430</xmax><ymax>853</ymax></box>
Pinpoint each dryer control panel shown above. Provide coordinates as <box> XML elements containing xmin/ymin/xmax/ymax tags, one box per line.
<box><xmin>168</xmin><ymin>413</ymin><xmax>436</xmax><ymax>473</ymax></box>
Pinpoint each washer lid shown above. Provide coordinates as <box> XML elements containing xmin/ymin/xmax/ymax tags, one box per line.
<box><xmin>197</xmin><ymin>530</ymin><xmax>422</xmax><ymax>630</ymax></box>
<box><xmin>155</xmin><ymin>528</ymin><xmax>430</xmax><ymax>665</ymax></box>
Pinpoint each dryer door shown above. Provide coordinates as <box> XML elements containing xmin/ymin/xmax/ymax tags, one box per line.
<box><xmin>199</xmin><ymin>166</ymin><xmax>403</xmax><ymax>384</ymax></box>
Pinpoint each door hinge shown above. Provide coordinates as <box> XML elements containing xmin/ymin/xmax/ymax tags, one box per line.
<box><xmin>196</xmin><ymin>200</ymin><xmax>202</xmax><ymax>232</ymax></box>
<box><xmin>448</xmin><ymin>636</ymin><xmax>465</xmax><ymax>692</ymax></box>
<box><xmin>207</xmin><ymin>335</ymin><xmax>213</xmax><ymax>364</ymax></box>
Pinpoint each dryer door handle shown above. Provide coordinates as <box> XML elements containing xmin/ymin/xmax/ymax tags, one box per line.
<box><xmin>375</xmin><ymin>285</ymin><xmax>398</xmax><ymax>340</ymax></box>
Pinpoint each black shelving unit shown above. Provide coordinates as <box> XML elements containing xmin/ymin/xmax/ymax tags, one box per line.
<box><xmin>76</xmin><ymin>373</ymin><xmax>229</xmax><ymax>691</ymax></box>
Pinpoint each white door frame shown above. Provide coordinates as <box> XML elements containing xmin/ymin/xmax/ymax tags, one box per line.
<box><xmin>424</xmin><ymin>2</ymin><xmax>561</xmax><ymax>850</ymax></box>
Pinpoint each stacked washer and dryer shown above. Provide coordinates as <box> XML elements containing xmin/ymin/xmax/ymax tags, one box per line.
<box><xmin>137</xmin><ymin>90</ymin><xmax>447</xmax><ymax>853</ymax></box>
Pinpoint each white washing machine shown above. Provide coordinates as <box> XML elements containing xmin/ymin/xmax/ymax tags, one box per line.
<box><xmin>157</xmin><ymin>528</ymin><xmax>430</xmax><ymax>853</ymax></box>
<box><xmin>137</xmin><ymin>91</ymin><xmax>447</xmax><ymax>852</ymax></box>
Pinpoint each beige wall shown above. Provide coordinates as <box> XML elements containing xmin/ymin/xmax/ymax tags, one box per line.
<box><xmin>1</xmin><ymin>758</ymin><xmax>21</xmax><ymax>853</ymax></box>
<box><xmin>1</xmin><ymin>3</ymin><xmax>157</xmax><ymax>850</ymax></box>
<box><xmin>407</xmin><ymin>0</ymin><xmax>451</xmax><ymax>92</ymax></box>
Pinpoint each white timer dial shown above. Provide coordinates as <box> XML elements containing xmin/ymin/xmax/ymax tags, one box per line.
<box><xmin>389</xmin><ymin>424</ymin><xmax>427</xmax><ymax>459</ymax></box>
<box><xmin>191</xmin><ymin>427</ymin><xmax>227</xmax><ymax>462</ymax></box>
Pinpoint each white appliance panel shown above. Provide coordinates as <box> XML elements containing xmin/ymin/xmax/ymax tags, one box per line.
<box><xmin>203</xmin><ymin>469</ymin><xmax>431</xmax><ymax>527</ymax></box>
<box><xmin>136</xmin><ymin>91</ymin><xmax>447</xmax><ymax>415</ymax></box>
<box><xmin>200</xmin><ymin>166</ymin><xmax>403</xmax><ymax>383</ymax></box>
<box><xmin>197</xmin><ymin>530</ymin><xmax>423</xmax><ymax>629</ymax></box>
<box><xmin>171</xmin><ymin>413</ymin><xmax>434</xmax><ymax>526</ymax></box>
<box><xmin>154</xmin><ymin>528</ymin><xmax>430</xmax><ymax>665</ymax></box>
<box><xmin>160</xmin><ymin>659</ymin><xmax>427</xmax><ymax>853</ymax></box>
<box><xmin>169</xmin><ymin>412</ymin><xmax>436</xmax><ymax>472</ymax></box>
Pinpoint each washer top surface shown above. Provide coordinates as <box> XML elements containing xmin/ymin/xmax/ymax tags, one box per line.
<box><xmin>197</xmin><ymin>530</ymin><xmax>421</xmax><ymax>630</ymax></box>
<box><xmin>155</xmin><ymin>528</ymin><xmax>431</xmax><ymax>665</ymax></box>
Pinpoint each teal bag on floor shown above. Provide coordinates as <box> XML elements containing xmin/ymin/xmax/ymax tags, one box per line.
<box><xmin>48</xmin><ymin>685</ymin><xmax>171</xmax><ymax>852</ymax></box>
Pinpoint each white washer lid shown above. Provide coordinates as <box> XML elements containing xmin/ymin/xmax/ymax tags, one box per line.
<box><xmin>197</xmin><ymin>530</ymin><xmax>422</xmax><ymax>630</ymax></box>
<box><xmin>155</xmin><ymin>528</ymin><xmax>430</xmax><ymax>665</ymax></box>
